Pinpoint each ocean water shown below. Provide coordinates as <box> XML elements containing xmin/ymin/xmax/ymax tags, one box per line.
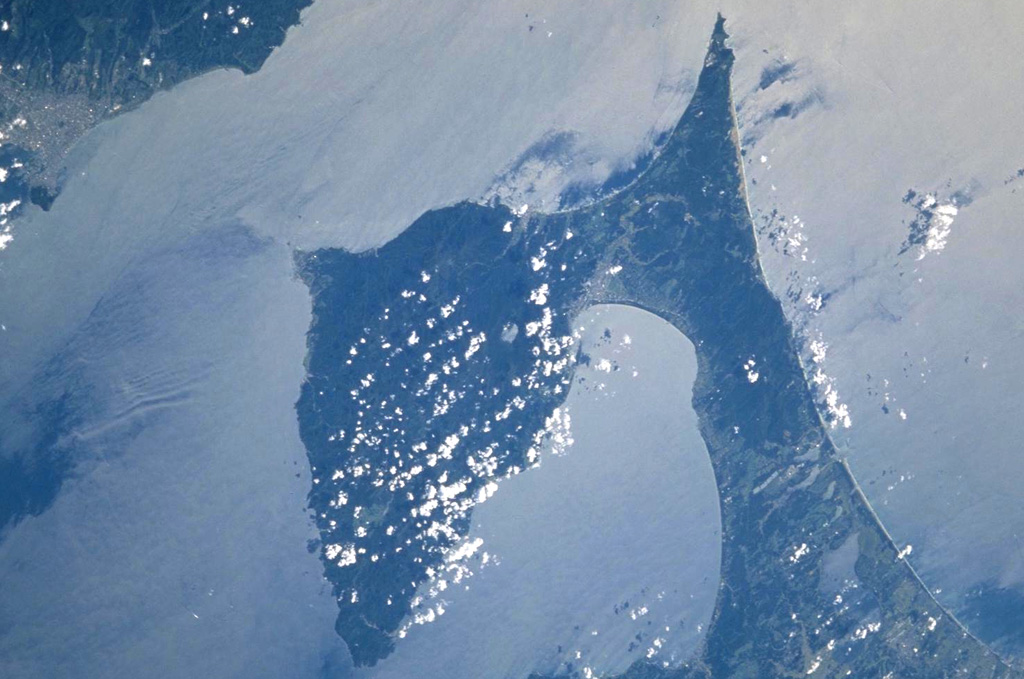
<box><xmin>0</xmin><ymin>225</ymin><xmax>347</xmax><ymax>678</ymax></box>
<box><xmin>357</xmin><ymin>304</ymin><xmax>720</xmax><ymax>679</ymax></box>
<box><xmin>0</xmin><ymin>2</ymin><xmax>720</xmax><ymax>676</ymax></box>
<box><xmin>1</xmin><ymin>0</ymin><xmax>1022</xmax><ymax>672</ymax></box>
<box><xmin>721</xmin><ymin>2</ymin><xmax>1024</xmax><ymax>650</ymax></box>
